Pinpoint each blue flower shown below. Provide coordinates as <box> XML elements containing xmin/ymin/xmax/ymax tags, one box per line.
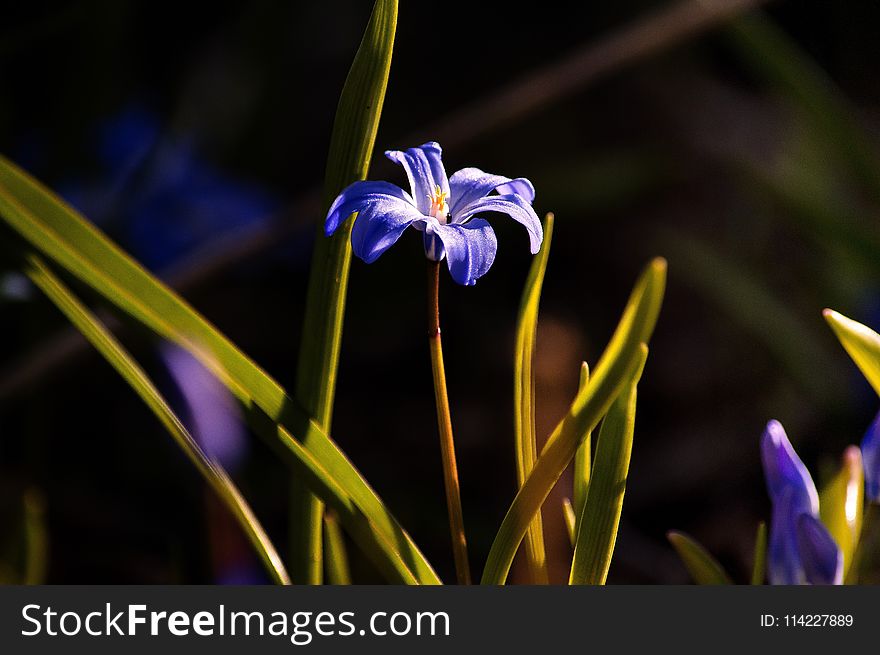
<box><xmin>324</xmin><ymin>142</ymin><xmax>542</xmax><ymax>286</ymax></box>
<box><xmin>60</xmin><ymin>105</ymin><xmax>278</xmax><ymax>271</ymax></box>
<box><xmin>862</xmin><ymin>410</ymin><xmax>880</xmax><ymax>503</ymax></box>
<box><xmin>761</xmin><ymin>420</ymin><xmax>842</xmax><ymax>584</ymax></box>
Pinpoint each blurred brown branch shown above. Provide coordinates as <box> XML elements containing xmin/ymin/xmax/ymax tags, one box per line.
<box><xmin>0</xmin><ymin>0</ymin><xmax>772</xmax><ymax>400</ymax></box>
<box><xmin>418</xmin><ymin>0</ymin><xmax>772</xmax><ymax>149</ymax></box>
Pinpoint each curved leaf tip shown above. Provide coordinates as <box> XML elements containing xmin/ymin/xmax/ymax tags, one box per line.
<box><xmin>668</xmin><ymin>530</ymin><xmax>733</xmax><ymax>585</ymax></box>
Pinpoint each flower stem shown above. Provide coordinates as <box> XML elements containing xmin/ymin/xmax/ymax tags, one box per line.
<box><xmin>427</xmin><ymin>260</ymin><xmax>471</xmax><ymax>585</ymax></box>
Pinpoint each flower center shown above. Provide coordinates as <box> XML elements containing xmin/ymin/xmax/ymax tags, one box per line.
<box><xmin>426</xmin><ymin>185</ymin><xmax>449</xmax><ymax>222</ymax></box>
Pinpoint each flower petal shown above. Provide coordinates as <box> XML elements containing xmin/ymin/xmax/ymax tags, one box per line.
<box><xmin>384</xmin><ymin>142</ymin><xmax>449</xmax><ymax>215</ymax></box>
<box><xmin>448</xmin><ymin>167</ymin><xmax>536</xmax><ymax>217</ymax></box>
<box><xmin>325</xmin><ymin>180</ymin><xmax>415</xmax><ymax>236</ymax></box>
<box><xmin>796</xmin><ymin>514</ymin><xmax>843</xmax><ymax>585</ymax></box>
<box><xmin>349</xmin><ymin>196</ymin><xmax>425</xmax><ymax>264</ymax></box>
<box><xmin>768</xmin><ymin>487</ymin><xmax>806</xmax><ymax>585</ymax></box>
<box><xmin>425</xmin><ymin>218</ymin><xmax>498</xmax><ymax>286</ymax></box>
<box><xmin>862</xmin><ymin>410</ymin><xmax>880</xmax><ymax>503</ymax></box>
<box><xmin>453</xmin><ymin>193</ymin><xmax>543</xmax><ymax>254</ymax></box>
<box><xmin>761</xmin><ymin>420</ymin><xmax>819</xmax><ymax>516</ymax></box>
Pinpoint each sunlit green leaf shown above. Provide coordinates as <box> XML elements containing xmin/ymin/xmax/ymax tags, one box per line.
<box><xmin>573</xmin><ymin>361</ymin><xmax>591</xmax><ymax>535</ymax></box>
<box><xmin>481</xmin><ymin>258</ymin><xmax>666</xmax><ymax>584</ymax></box>
<box><xmin>667</xmin><ymin>530</ymin><xmax>733</xmax><ymax>585</ymax></box>
<box><xmin>824</xmin><ymin>309</ymin><xmax>880</xmax><ymax>397</ymax></box>
<box><xmin>820</xmin><ymin>446</ymin><xmax>864</xmax><ymax>580</ymax></box>
<box><xmin>513</xmin><ymin>213</ymin><xmax>554</xmax><ymax>584</ymax></box>
<box><xmin>569</xmin><ymin>351</ymin><xmax>646</xmax><ymax>585</ymax></box>
<box><xmin>0</xmin><ymin>157</ymin><xmax>439</xmax><ymax>585</ymax></box>
<box><xmin>293</xmin><ymin>0</ymin><xmax>398</xmax><ymax>584</ymax></box>
<box><xmin>323</xmin><ymin>511</ymin><xmax>352</xmax><ymax>585</ymax></box>
<box><xmin>23</xmin><ymin>254</ymin><xmax>290</xmax><ymax>585</ymax></box>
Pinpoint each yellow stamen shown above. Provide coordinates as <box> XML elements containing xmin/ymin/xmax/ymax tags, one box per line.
<box><xmin>427</xmin><ymin>184</ymin><xmax>449</xmax><ymax>220</ymax></box>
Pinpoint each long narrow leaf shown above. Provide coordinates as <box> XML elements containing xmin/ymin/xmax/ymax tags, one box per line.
<box><xmin>323</xmin><ymin>511</ymin><xmax>352</xmax><ymax>585</ymax></box>
<box><xmin>572</xmin><ymin>362</ymin><xmax>591</xmax><ymax>533</ymax></box>
<box><xmin>824</xmin><ymin>309</ymin><xmax>880</xmax><ymax>397</ymax></box>
<box><xmin>23</xmin><ymin>254</ymin><xmax>290</xmax><ymax>584</ymax></box>
<box><xmin>513</xmin><ymin>213</ymin><xmax>554</xmax><ymax>584</ymax></box>
<box><xmin>481</xmin><ymin>258</ymin><xmax>666</xmax><ymax>584</ymax></box>
<box><xmin>667</xmin><ymin>530</ymin><xmax>733</xmax><ymax>585</ymax></box>
<box><xmin>0</xmin><ymin>157</ymin><xmax>440</xmax><ymax>585</ymax></box>
<box><xmin>569</xmin><ymin>351</ymin><xmax>646</xmax><ymax>584</ymax></box>
<box><xmin>292</xmin><ymin>0</ymin><xmax>398</xmax><ymax>584</ymax></box>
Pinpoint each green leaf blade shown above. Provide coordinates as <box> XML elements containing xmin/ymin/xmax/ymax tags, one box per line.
<box><xmin>23</xmin><ymin>254</ymin><xmax>290</xmax><ymax>585</ymax></box>
<box><xmin>292</xmin><ymin>0</ymin><xmax>398</xmax><ymax>584</ymax></box>
<box><xmin>824</xmin><ymin>309</ymin><xmax>880</xmax><ymax>397</ymax></box>
<box><xmin>572</xmin><ymin>362</ymin><xmax>591</xmax><ymax>536</ymax></box>
<box><xmin>296</xmin><ymin>0</ymin><xmax>398</xmax><ymax>427</ymax></box>
<box><xmin>668</xmin><ymin>530</ymin><xmax>733</xmax><ymax>585</ymax></box>
<box><xmin>323</xmin><ymin>511</ymin><xmax>352</xmax><ymax>585</ymax></box>
<box><xmin>569</xmin><ymin>351</ymin><xmax>646</xmax><ymax>585</ymax></box>
<box><xmin>513</xmin><ymin>213</ymin><xmax>554</xmax><ymax>584</ymax></box>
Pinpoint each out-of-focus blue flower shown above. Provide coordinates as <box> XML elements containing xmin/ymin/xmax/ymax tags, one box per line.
<box><xmin>862</xmin><ymin>410</ymin><xmax>880</xmax><ymax>503</ymax></box>
<box><xmin>324</xmin><ymin>142</ymin><xmax>542</xmax><ymax>286</ymax></box>
<box><xmin>61</xmin><ymin>105</ymin><xmax>278</xmax><ymax>271</ymax></box>
<box><xmin>161</xmin><ymin>343</ymin><xmax>265</xmax><ymax>584</ymax></box>
<box><xmin>160</xmin><ymin>343</ymin><xmax>248</xmax><ymax>472</ymax></box>
<box><xmin>761</xmin><ymin>420</ymin><xmax>842</xmax><ymax>585</ymax></box>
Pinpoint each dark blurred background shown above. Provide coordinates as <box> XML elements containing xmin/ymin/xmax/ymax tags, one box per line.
<box><xmin>1</xmin><ymin>0</ymin><xmax>879</xmax><ymax>584</ymax></box>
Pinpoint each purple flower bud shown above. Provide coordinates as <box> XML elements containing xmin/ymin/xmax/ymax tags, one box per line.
<box><xmin>796</xmin><ymin>514</ymin><xmax>843</xmax><ymax>585</ymax></box>
<box><xmin>761</xmin><ymin>420</ymin><xmax>818</xmax><ymax>515</ymax></box>
<box><xmin>761</xmin><ymin>420</ymin><xmax>842</xmax><ymax>585</ymax></box>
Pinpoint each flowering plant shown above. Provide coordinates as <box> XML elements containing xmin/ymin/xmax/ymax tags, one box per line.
<box><xmin>0</xmin><ymin>0</ymin><xmax>878</xmax><ymax>588</ymax></box>
<box><xmin>0</xmin><ymin>0</ymin><xmax>665</xmax><ymax>585</ymax></box>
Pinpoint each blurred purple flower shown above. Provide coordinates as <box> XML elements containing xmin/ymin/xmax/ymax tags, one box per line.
<box><xmin>324</xmin><ymin>141</ymin><xmax>542</xmax><ymax>286</ymax></box>
<box><xmin>761</xmin><ymin>420</ymin><xmax>842</xmax><ymax>585</ymax></box>
<box><xmin>862</xmin><ymin>410</ymin><xmax>880</xmax><ymax>503</ymax></box>
<box><xmin>161</xmin><ymin>343</ymin><xmax>248</xmax><ymax>472</ymax></box>
<box><xmin>61</xmin><ymin>105</ymin><xmax>278</xmax><ymax>271</ymax></box>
